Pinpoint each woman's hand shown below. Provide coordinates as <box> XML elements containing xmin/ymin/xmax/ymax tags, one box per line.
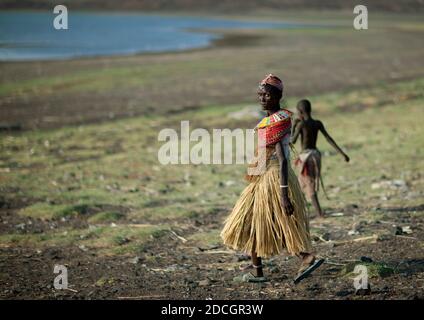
<box><xmin>281</xmin><ymin>192</ymin><xmax>294</xmax><ymax>216</ymax></box>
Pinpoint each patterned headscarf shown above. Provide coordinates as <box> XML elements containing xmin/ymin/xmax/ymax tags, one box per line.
<box><xmin>260</xmin><ymin>74</ymin><xmax>283</xmax><ymax>92</ymax></box>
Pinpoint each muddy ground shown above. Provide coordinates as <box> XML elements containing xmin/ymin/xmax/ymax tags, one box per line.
<box><xmin>1</xmin><ymin>199</ymin><xmax>423</xmax><ymax>300</ymax></box>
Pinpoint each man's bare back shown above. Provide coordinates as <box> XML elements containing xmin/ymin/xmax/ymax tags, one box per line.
<box><xmin>292</xmin><ymin>105</ymin><xmax>349</xmax><ymax>161</ymax></box>
<box><xmin>293</xmin><ymin>118</ymin><xmax>321</xmax><ymax>151</ymax></box>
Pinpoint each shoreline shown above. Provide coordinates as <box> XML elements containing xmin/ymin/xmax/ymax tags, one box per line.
<box><xmin>0</xmin><ymin>29</ymin><xmax>265</xmax><ymax>65</ymax></box>
<box><xmin>0</xmin><ymin>9</ymin><xmax>340</xmax><ymax>64</ymax></box>
<box><xmin>1</xmin><ymin>10</ymin><xmax>423</xmax><ymax>131</ymax></box>
<box><xmin>0</xmin><ymin>11</ymin><xmax>289</xmax><ymax>64</ymax></box>
<box><xmin>1</xmin><ymin>9</ymin><xmax>422</xmax><ymax>64</ymax></box>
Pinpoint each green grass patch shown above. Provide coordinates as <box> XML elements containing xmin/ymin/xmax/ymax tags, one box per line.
<box><xmin>341</xmin><ymin>261</ymin><xmax>395</xmax><ymax>279</ymax></box>
<box><xmin>0</xmin><ymin>224</ymin><xmax>170</xmax><ymax>256</ymax></box>
<box><xmin>18</xmin><ymin>202</ymin><xmax>72</xmax><ymax>220</ymax></box>
<box><xmin>188</xmin><ymin>229</ymin><xmax>222</xmax><ymax>247</ymax></box>
<box><xmin>87</xmin><ymin>211</ymin><xmax>125</xmax><ymax>224</ymax></box>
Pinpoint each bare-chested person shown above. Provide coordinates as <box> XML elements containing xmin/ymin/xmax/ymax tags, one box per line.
<box><xmin>291</xmin><ymin>99</ymin><xmax>349</xmax><ymax>217</ymax></box>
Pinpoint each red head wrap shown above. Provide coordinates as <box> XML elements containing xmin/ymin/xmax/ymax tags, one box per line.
<box><xmin>260</xmin><ymin>74</ymin><xmax>283</xmax><ymax>92</ymax></box>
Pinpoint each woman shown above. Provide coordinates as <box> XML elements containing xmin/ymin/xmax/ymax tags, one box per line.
<box><xmin>221</xmin><ymin>74</ymin><xmax>323</xmax><ymax>283</ymax></box>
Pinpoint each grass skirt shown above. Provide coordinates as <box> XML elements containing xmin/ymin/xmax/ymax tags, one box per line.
<box><xmin>221</xmin><ymin>159</ymin><xmax>312</xmax><ymax>258</ymax></box>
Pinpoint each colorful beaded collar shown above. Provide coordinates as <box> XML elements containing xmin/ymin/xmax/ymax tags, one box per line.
<box><xmin>255</xmin><ymin>108</ymin><xmax>292</xmax><ymax>130</ymax></box>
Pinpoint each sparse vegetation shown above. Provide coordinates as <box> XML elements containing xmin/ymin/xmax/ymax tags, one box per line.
<box><xmin>0</xmin><ymin>10</ymin><xmax>423</xmax><ymax>299</ymax></box>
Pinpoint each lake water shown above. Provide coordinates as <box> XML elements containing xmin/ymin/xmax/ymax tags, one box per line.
<box><xmin>0</xmin><ymin>11</ymin><xmax>302</xmax><ymax>61</ymax></box>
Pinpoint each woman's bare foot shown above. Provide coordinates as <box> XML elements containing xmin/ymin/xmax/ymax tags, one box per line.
<box><xmin>294</xmin><ymin>254</ymin><xmax>324</xmax><ymax>284</ymax></box>
<box><xmin>299</xmin><ymin>252</ymin><xmax>315</xmax><ymax>265</ymax></box>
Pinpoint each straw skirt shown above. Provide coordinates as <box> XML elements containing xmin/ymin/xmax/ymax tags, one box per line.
<box><xmin>221</xmin><ymin>159</ymin><xmax>312</xmax><ymax>258</ymax></box>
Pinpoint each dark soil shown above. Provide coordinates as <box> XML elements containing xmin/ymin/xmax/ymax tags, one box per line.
<box><xmin>1</xmin><ymin>201</ymin><xmax>423</xmax><ymax>300</ymax></box>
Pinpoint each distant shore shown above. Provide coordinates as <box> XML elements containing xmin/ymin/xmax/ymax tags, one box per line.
<box><xmin>1</xmin><ymin>10</ymin><xmax>423</xmax><ymax>130</ymax></box>
<box><xmin>1</xmin><ymin>11</ymin><xmax>300</xmax><ymax>62</ymax></box>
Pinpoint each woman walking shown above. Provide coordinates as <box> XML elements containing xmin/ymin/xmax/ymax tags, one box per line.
<box><xmin>221</xmin><ymin>74</ymin><xmax>323</xmax><ymax>283</ymax></box>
